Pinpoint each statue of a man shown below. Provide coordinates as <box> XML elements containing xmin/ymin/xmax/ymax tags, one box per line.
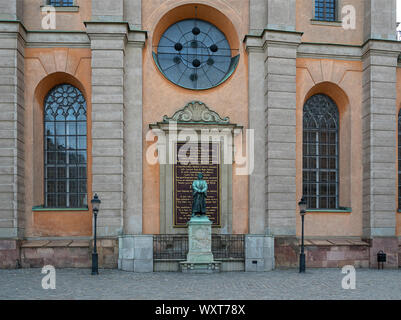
<box><xmin>192</xmin><ymin>172</ymin><xmax>208</xmax><ymax>216</ymax></box>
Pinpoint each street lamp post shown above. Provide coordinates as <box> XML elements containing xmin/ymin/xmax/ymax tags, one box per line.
<box><xmin>91</xmin><ymin>194</ymin><xmax>101</xmax><ymax>275</ymax></box>
<box><xmin>298</xmin><ymin>197</ymin><xmax>307</xmax><ymax>273</ymax></box>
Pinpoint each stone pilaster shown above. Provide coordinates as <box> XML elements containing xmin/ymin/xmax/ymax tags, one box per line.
<box><xmin>123</xmin><ymin>31</ymin><xmax>146</xmax><ymax>235</ymax></box>
<box><xmin>0</xmin><ymin>0</ymin><xmax>23</xmax><ymax>20</ymax></box>
<box><xmin>249</xmin><ymin>0</ymin><xmax>267</xmax><ymax>35</ymax></box>
<box><xmin>0</xmin><ymin>20</ymin><xmax>25</xmax><ymax>239</ymax></box>
<box><xmin>267</xmin><ymin>0</ymin><xmax>296</xmax><ymax>31</ymax></box>
<box><xmin>361</xmin><ymin>40</ymin><xmax>400</xmax><ymax>239</ymax></box>
<box><xmin>264</xmin><ymin>30</ymin><xmax>301</xmax><ymax>236</ymax></box>
<box><xmin>364</xmin><ymin>0</ymin><xmax>397</xmax><ymax>41</ymax></box>
<box><xmin>362</xmin><ymin>0</ymin><xmax>400</xmax><ymax>267</ymax></box>
<box><xmin>92</xmin><ymin>0</ymin><xmax>123</xmax><ymax>22</ymax></box>
<box><xmin>86</xmin><ymin>22</ymin><xmax>127</xmax><ymax>236</ymax></box>
<box><xmin>247</xmin><ymin>0</ymin><xmax>300</xmax><ymax>237</ymax></box>
<box><xmin>123</xmin><ymin>0</ymin><xmax>142</xmax><ymax>30</ymax></box>
<box><xmin>245</xmin><ymin>35</ymin><xmax>266</xmax><ymax>235</ymax></box>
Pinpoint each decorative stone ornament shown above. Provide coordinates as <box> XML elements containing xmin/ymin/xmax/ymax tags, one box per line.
<box><xmin>162</xmin><ymin>101</ymin><xmax>230</xmax><ymax>124</ymax></box>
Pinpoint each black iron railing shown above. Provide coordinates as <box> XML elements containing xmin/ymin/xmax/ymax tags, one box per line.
<box><xmin>153</xmin><ymin>234</ymin><xmax>245</xmax><ymax>260</ymax></box>
<box><xmin>212</xmin><ymin>234</ymin><xmax>245</xmax><ymax>259</ymax></box>
<box><xmin>153</xmin><ymin>235</ymin><xmax>188</xmax><ymax>260</ymax></box>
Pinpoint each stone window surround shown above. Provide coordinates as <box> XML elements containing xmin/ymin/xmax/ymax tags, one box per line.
<box><xmin>152</xmin><ymin>124</ymin><xmax>239</xmax><ymax>235</ymax></box>
<box><xmin>41</xmin><ymin>0</ymin><xmax>79</xmax><ymax>12</ymax></box>
<box><xmin>30</xmin><ymin>78</ymin><xmax>90</xmax><ymax>213</ymax></box>
<box><xmin>149</xmin><ymin>102</ymin><xmax>243</xmax><ymax>235</ymax></box>
<box><xmin>300</xmin><ymin>86</ymin><xmax>353</xmax><ymax>214</ymax></box>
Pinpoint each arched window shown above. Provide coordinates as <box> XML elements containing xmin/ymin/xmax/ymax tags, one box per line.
<box><xmin>399</xmin><ymin>109</ymin><xmax>401</xmax><ymax>209</ymax></box>
<box><xmin>44</xmin><ymin>84</ymin><xmax>87</xmax><ymax>208</ymax></box>
<box><xmin>303</xmin><ymin>94</ymin><xmax>339</xmax><ymax>209</ymax></box>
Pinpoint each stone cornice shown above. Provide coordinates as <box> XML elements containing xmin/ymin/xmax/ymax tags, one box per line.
<box><xmin>0</xmin><ymin>20</ymin><xmax>27</xmax><ymax>42</ymax></box>
<box><xmin>361</xmin><ymin>39</ymin><xmax>401</xmax><ymax>59</ymax></box>
<box><xmin>26</xmin><ymin>31</ymin><xmax>90</xmax><ymax>48</ymax></box>
<box><xmin>85</xmin><ymin>21</ymin><xmax>147</xmax><ymax>47</ymax></box>
<box><xmin>0</xmin><ymin>19</ymin><xmax>147</xmax><ymax>48</ymax></box>
<box><xmin>244</xmin><ymin>28</ymin><xmax>303</xmax><ymax>52</ymax></box>
<box><xmin>298</xmin><ymin>42</ymin><xmax>362</xmax><ymax>61</ymax></box>
<box><xmin>244</xmin><ymin>33</ymin><xmax>401</xmax><ymax>61</ymax></box>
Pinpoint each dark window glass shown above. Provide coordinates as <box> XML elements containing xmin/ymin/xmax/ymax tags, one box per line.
<box><xmin>44</xmin><ymin>84</ymin><xmax>87</xmax><ymax>208</ymax></box>
<box><xmin>48</xmin><ymin>0</ymin><xmax>74</xmax><ymax>6</ymax></box>
<box><xmin>315</xmin><ymin>0</ymin><xmax>336</xmax><ymax>21</ymax></box>
<box><xmin>399</xmin><ymin>109</ymin><xmax>401</xmax><ymax>209</ymax></box>
<box><xmin>303</xmin><ymin>94</ymin><xmax>339</xmax><ymax>209</ymax></box>
<box><xmin>155</xmin><ymin>19</ymin><xmax>239</xmax><ymax>90</ymax></box>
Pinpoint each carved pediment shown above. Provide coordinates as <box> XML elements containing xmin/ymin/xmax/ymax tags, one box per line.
<box><xmin>162</xmin><ymin>101</ymin><xmax>230</xmax><ymax>124</ymax></box>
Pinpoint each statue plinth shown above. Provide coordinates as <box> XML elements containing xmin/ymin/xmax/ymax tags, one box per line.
<box><xmin>180</xmin><ymin>215</ymin><xmax>221</xmax><ymax>273</ymax></box>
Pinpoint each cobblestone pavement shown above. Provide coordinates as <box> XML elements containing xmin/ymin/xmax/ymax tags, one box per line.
<box><xmin>0</xmin><ymin>268</ymin><xmax>400</xmax><ymax>300</ymax></box>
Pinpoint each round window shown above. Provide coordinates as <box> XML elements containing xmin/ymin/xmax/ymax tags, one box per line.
<box><xmin>153</xmin><ymin>19</ymin><xmax>239</xmax><ymax>90</ymax></box>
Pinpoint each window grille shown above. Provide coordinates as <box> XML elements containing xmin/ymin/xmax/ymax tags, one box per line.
<box><xmin>303</xmin><ymin>94</ymin><xmax>339</xmax><ymax>209</ymax></box>
<box><xmin>48</xmin><ymin>0</ymin><xmax>74</xmax><ymax>7</ymax></box>
<box><xmin>315</xmin><ymin>0</ymin><xmax>336</xmax><ymax>21</ymax></box>
<box><xmin>44</xmin><ymin>84</ymin><xmax>87</xmax><ymax>208</ymax></box>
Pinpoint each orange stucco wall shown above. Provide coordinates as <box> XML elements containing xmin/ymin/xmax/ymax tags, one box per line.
<box><xmin>142</xmin><ymin>0</ymin><xmax>249</xmax><ymax>235</ymax></box>
<box><xmin>23</xmin><ymin>0</ymin><xmax>91</xmax><ymax>31</ymax></box>
<box><xmin>296</xmin><ymin>58</ymin><xmax>363</xmax><ymax>237</ymax></box>
<box><xmin>296</xmin><ymin>0</ymin><xmax>364</xmax><ymax>45</ymax></box>
<box><xmin>24</xmin><ymin>48</ymin><xmax>92</xmax><ymax>237</ymax></box>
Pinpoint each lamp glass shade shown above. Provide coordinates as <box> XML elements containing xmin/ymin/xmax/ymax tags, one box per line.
<box><xmin>91</xmin><ymin>194</ymin><xmax>101</xmax><ymax>212</ymax></box>
<box><xmin>298</xmin><ymin>197</ymin><xmax>307</xmax><ymax>214</ymax></box>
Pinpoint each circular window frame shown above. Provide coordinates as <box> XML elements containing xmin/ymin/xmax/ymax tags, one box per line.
<box><xmin>153</xmin><ymin>18</ymin><xmax>240</xmax><ymax>91</ymax></box>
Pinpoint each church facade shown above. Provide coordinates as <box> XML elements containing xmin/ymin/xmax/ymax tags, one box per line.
<box><xmin>1</xmin><ymin>0</ymin><xmax>401</xmax><ymax>271</ymax></box>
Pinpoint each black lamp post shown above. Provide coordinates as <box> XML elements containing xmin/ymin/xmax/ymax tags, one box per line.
<box><xmin>91</xmin><ymin>194</ymin><xmax>101</xmax><ymax>275</ymax></box>
<box><xmin>298</xmin><ymin>197</ymin><xmax>307</xmax><ymax>273</ymax></box>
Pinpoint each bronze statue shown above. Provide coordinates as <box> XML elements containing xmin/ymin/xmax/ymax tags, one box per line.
<box><xmin>192</xmin><ymin>172</ymin><xmax>208</xmax><ymax>216</ymax></box>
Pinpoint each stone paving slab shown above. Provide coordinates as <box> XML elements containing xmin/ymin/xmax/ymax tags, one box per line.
<box><xmin>0</xmin><ymin>268</ymin><xmax>400</xmax><ymax>300</ymax></box>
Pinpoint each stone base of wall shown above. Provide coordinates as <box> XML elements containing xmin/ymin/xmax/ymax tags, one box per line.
<box><xmin>366</xmin><ymin>237</ymin><xmax>399</xmax><ymax>269</ymax></box>
<box><xmin>245</xmin><ymin>235</ymin><xmax>274</xmax><ymax>272</ymax></box>
<box><xmin>0</xmin><ymin>240</ymin><xmax>20</xmax><ymax>269</ymax></box>
<box><xmin>118</xmin><ymin>235</ymin><xmax>153</xmax><ymax>272</ymax></box>
<box><xmin>2</xmin><ymin>236</ymin><xmax>400</xmax><ymax>270</ymax></box>
<box><xmin>399</xmin><ymin>239</ymin><xmax>401</xmax><ymax>268</ymax></box>
<box><xmin>275</xmin><ymin>237</ymin><xmax>370</xmax><ymax>268</ymax></box>
<box><xmin>0</xmin><ymin>238</ymin><xmax>118</xmax><ymax>269</ymax></box>
<box><xmin>154</xmin><ymin>260</ymin><xmax>244</xmax><ymax>272</ymax></box>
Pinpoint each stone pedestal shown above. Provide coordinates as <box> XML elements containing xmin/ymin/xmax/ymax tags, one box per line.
<box><xmin>180</xmin><ymin>216</ymin><xmax>221</xmax><ymax>273</ymax></box>
<box><xmin>118</xmin><ymin>235</ymin><xmax>153</xmax><ymax>272</ymax></box>
<box><xmin>245</xmin><ymin>235</ymin><xmax>275</xmax><ymax>272</ymax></box>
